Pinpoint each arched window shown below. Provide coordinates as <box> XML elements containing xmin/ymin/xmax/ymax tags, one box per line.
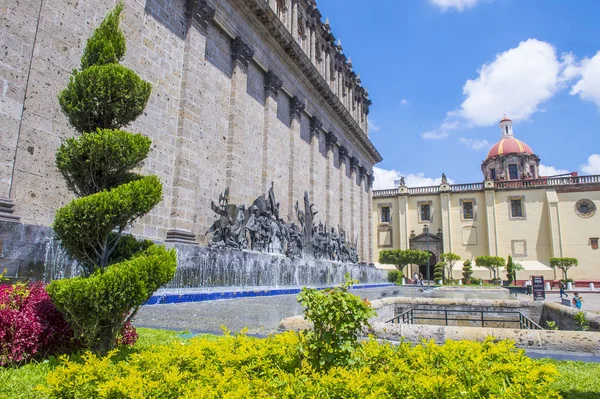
<box><xmin>505</xmin><ymin>126</ymin><xmax>509</xmax><ymax>135</ymax></box>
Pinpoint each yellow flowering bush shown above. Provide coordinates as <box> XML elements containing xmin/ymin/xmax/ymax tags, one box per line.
<box><xmin>40</xmin><ymin>332</ymin><xmax>560</xmax><ymax>398</ymax></box>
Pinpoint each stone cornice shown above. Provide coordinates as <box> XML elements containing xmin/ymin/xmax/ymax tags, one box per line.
<box><xmin>265</xmin><ymin>70</ymin><xmax>283</xmax><ymax>97</ymax></box>
<box><xmin>231</xmin><ymin>36</ymin><xmax>254</xmax><ymax>68</ymax></box>
<box><xmin>186</xmin><ymin>0</ymin><xmax>216</xmax><ymax>29</ymax></box>
<box><xmin>238</xmin><ymin>0</ymin><xmax>382</xmax><ymax>164</ymax></box>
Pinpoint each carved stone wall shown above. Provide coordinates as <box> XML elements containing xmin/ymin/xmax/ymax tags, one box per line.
<box><xmin>0</xmin><ymin>0</ymin><xmax>381</xmax><ymax>263</ymax></box>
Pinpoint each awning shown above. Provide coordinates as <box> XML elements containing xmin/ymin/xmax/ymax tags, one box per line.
<box><xmin>515</xmin><ymin>260</ymin><xmax>553</xmax><ymax>272</ymax></box>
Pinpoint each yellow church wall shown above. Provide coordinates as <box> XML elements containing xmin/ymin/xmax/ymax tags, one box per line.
<box><xmin>372</xmin><ymin>196</ymin><xmax>400</xmax><ymax>264</ymax></box>
<box><xmin>447</xmin><ymin>192</ymin><xmax>489</xmax><ymax>263</ymax></box>
<box><xmin>492</xmin><ymin>189</ymin><xmax>553</xmax><ymax>265</ymax></box>
<box><xmin>555</xmin><ymin>191</ymin><xmax>600</xmax><ymax>281</ymax></box>
<box><xmin>407</xmin><ymin>195</ymin><xmax>442</xmax><ymax>237</ymax></box>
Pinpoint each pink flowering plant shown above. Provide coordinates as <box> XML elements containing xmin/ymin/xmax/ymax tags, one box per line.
<box><xmin>0</xmin><ymin>282</ymin><xmax>73</xmax><ymax>366</ymax></box>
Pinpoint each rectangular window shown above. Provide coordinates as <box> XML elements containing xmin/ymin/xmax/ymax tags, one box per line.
<box><xmin>509</xmin><ymin>164</ymin><xmax>519</xmax><ymax>180</ymax></box>
<box><xmin>381</xmin><ymin>206</ymin><xmax>391</xmax><ymax>223</ymax></box>
<box><xmin>490</xmin><ymin>168</ymin><xmax>496</xmax><ymax>180</ymax></box>
<box><xmin>463</xmin><ymin>201</ymin><xmax>474</xmax><ymax>220</ymax></box>
<box><xmin>511</xmin><ymin>199</ymin><xmax>523</xmax><ymax>218</ymax></box>
<box><xmin>420</xmin><ymin>204</ymin><xmax>431</xmax><ymax>221</ymax></box>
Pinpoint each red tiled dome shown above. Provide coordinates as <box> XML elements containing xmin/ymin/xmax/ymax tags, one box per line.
<box><xmin>486</xmin><ymin>137</ymin><xmax>533</xmax><ymax>159</ymax></box>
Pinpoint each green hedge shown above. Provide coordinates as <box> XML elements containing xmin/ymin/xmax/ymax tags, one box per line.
<box><xmin>46</xmin><ymin>246</ymin><xmax>176</xmax><ymax>354</ymax></box>
<box><xmin>40</xmin><ymin>332</ymin><xmax>560</xmax><ymax>398</ymax></box>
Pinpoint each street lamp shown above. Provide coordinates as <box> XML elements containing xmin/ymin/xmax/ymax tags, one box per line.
<box><xmin>424</xmin><ymin>224</ymin><xmax>430</xmax><ymax>285</ymax></box>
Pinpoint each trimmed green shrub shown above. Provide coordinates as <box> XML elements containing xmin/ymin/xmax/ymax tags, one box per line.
<box><xmin>297</xmin><ymin>277</ymin><xmax>376</xmax><ymax>370</ymax></box>
<box><xmin>79</xmin><ymin>3</ymin><xmax>126</xmax><ymax>70</ymax></box>
<box><xmin>59</xmin><ymin>64</ymin><xmax>151</xmax><ymax>133</ymax></box>
<box><xmin>475</xmin><ymin>255</ymin><xmax>505</xmax><ymax>280</ymax></box>
<box><xmin>379</xmin><ymin>249</ymin><xmax>430</xmax><ymax>276</ymax></box>
<box><xmin>56</xmin><ymin>129</ymin><xmax>151</xmax><ymax>197</ymax></box>
<box><xmin>46</xmin><ymin>246</ymin><xmax>176</xmax><ymax>354</ymax></box>
<box><xmin>387</xmin><ymin>270</ymin><xmax>401</xmax><ymax>283</ymax></box>
<box><xmin>40</xmin><ymin>333</ymin><xmax>561</xmax><ymax>398</ymax></box>
<box><xmin>462</xmin><ymin>259</ymin><xmax>473</xmax><ymax>282</ymax></box>
<box><xmin>433</xmin><ymin>261</ymin><xmax>445</xmax><ymax>282</ymax></box>
<box><xmin>550</xmin><ymin>257</ymin><xmax>579</xmax><ymax>281</ymax></box>
<box><xmin>470</xmin><ymin>277</ymin><xmax>482</xmax><ymax>285</ymax></box>
<box><xmin>53</xmin><ymin>176</ymin><xmax>162</xmax><ymax>273</ymax></box>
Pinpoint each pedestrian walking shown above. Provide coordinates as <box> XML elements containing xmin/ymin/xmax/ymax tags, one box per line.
<box><xmin>419</xmin><ymin>272</ymin><xmax>424</xmax><ymax>286</ymax></box>
<box><xmin>413</xmin><ymin>272</ymin><xmax>419</xmax><ymax>285</ymax></box>
<box><xmin>559</xmin><ymin>281</ymin><xmax>568</xmax><ymax>298</ymax></box>
<box><xmin>525</xmin><ymin>280</ymin><xmax>532</xmax><ymax>295</ymax></box>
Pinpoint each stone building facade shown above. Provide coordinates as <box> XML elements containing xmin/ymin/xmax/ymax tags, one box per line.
<box><xmin>0</xmin><ymin>0</ymin><xmax>382</xmax><ymax>269</ymax></box>
<box><xmin>373</xmin><ymin>117</ymin><xmax>600</xmax><ymax>283</ymax></box>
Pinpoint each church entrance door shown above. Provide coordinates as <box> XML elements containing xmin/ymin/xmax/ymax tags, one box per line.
<box><xmin>419</xmin><ymin>252</ymin><xmax>436</xmax><ymax>283</ymax></box>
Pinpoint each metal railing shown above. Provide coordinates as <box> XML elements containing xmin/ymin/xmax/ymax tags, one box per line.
<box><xmin>386</xmin><ymin>308</ymin><xmax>544</xmax><ymax>330</ymax></box>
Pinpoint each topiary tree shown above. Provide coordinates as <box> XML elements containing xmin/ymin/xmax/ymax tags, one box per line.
<box><xmin>475</xmin><ymin>256</ymin><xmax>505</xmax><ymax>281</ymax></box>
<box><xmin>440</xmin><ymin>252</ymin><xmax>461</xmax><ymax>280</ymax></box>
<box><xmin>48</xmin><ymin>4</ymin><xmax>176</xmax><ymax>354</ymax></box>
<box><xmin>379</xmin><ymin>249</ymin><xmax>430</xmax><ymax>277</ymax></box>
<box><xmin>505</xmin><ymin>255</ymin><xmax>523</xmax><ymax>285</ymax></box>
<box><xmin>387</xmin><ymin>270</ymin><xmax>401</xmax><ymax>284</ymax></box>
<box><xmin>462</xmin><ymin>259</ymin><xmax>473</xmax><ymax>283</ymax></box>
<box><xmin>550</xmin><ymin>257</ymin><xmax>579</xmax><ymax>281</ymax></box>
<box><xmin>54</xmin><ymin>3</ymin><xmax>158</xmax><ymax>274</ymax></box>
<box><xmin>433</xmin><ymin>262</ymin><xmax>445</xmax><ymax>284</ymax></box>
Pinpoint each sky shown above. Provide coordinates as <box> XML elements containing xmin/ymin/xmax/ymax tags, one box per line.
<box><xmin>316</xmin><ymin>0</ymin><xmax>600</xmax><ymax>189</ymax></box>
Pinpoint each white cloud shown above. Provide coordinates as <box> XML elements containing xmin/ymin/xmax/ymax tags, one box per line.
<box><xmin>369</xmin><ymin>120</ymin><xmax>381</xmax><ymax>133</ymax></box>
<box><xmin>539</xmin><ymin>164</ymin><xmax>569</xmax><ymax>177</ymax></box>
<box><xmin>570</xmin><ymin>51</ymin><xmax>600</xmax><ymax>108</ymax></box>
<box><xmin>373</xmin><ymin>167</ymin><xmax>454</xmax><ymax>189</ymax></box>
<box><xmin>400</xmin><ymin>99</ymin><xmax>408</xmax><ymax>105</ymax></box>
<box><xmin>459</xmin><ymin>138</ymin><xmax>490</xmax><ymax>150</ymax></box>
<box><xmin>457</xmin><ymin>39</ymin><xmax>565</xmax><ymax>126</ymax></box>
<box><xmin>421</xmin><ymin>120</ymin><xmax>459</xmax><ymax>140</ymax></box>
<box><xmin>429</xmin><ymin>0</ymin><xmax>482</xmax><ymax>12</ymax></box>
<box><xmin>581</xmin><ymin>154</ymin><xmax>600</xmax><ymax>174</ymax></box>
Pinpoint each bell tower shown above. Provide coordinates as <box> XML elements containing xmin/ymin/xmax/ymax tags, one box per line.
<box><xmin>499</xmin><ymin>114</ymin><xmax>513</xmax><ymax>138</ymax></box>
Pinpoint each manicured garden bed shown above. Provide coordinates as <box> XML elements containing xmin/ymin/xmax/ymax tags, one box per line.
<box><xmin>2</xmin><ymin>327</ymin><xmax>599</xmax><ymax>399</ymax></box>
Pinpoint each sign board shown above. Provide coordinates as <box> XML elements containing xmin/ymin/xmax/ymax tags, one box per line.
<box><xmin>532</xmin><ymin>275</ymin><xmax>545</xmax><ymax>301</ymax></box>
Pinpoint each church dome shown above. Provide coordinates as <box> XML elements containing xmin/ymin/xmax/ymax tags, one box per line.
<box><xmin>486</xmin><ymin>137</ymin><xmax>534</xmax><ymax>160</ymax></box>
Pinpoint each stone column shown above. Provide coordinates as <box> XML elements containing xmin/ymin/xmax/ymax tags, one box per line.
<box><xmin>291</xmin><ymin>0</ymin><xmax>297</xmax><ymax>39</ymax></box>
<box><xmin>166</xmin><ymin>3</ymin><xmax>215</xmax><ymax>244</ymax></box>
<box><xmin>310</xmin><ymin>27</ymin><xmax>316</xmax><ymax>65</ymax></box>
<box><xmin>399</xmin><ymin>194</ymin><xmax>409</xmax><ymax>250</ymax></box>
<box><xmin>288</xmin><ymin>96</ymin><xmax>305</xmax><ymax>220</ymax></box>
<box><xmin>225</xmin><ymin>37</ymin><xmax>256</xmax><ymax>205</ymax></box>
<box><xmin>440</xmin><ymin>192</ymin><xmax>452</xmax><ymax>253</ymax></box>
<box><xmin>484</xmin><ymin>188</ymin><xmax>498</xmax><ymax>256</ymax></box>
<box><xmin>325</xmin><ymin>132</ymin><xmax>337</xmax><ymax>225</ymax></box>
<box><xmin>358</xmin><ymin>167</ymin><xmax>366</xmax><ymax>261</ymax></box>
<box><xmin>324</xmin><ymin>50</ymin><xmax>330</xmax><ymax>82</ymax></box>
<box><xmin>262</xmin><ymin>71</ymin><xmax>283</xmax><ymax>193</ymax></box>
<box><xmin>546</xmin><ymin>190</ymin><xmax>564</xmax><ymax>258</ymax></box>
<box><xmin>367</xmin><ymin>173</ymin><xmax>374</xmax><ymax>262</ymax></box>
<box><xmin>338</xmin><ymin>146</ymin><xmax>348</xmax><ymax>234</ymax></box>
<box><xmin>309</xmin><ymin>116</ymin><xmax>322</xmax><ymax>202</ymax></box>
<box><xmin>349</xmin><ymin>157</ymin><xmax>358</xmax><ymax>247</ymax></box>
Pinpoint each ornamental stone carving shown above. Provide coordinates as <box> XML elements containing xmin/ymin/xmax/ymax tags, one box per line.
<box><xmin>310</xmin><ymin>116</ymin><xmax>323</xmax><ymax>135</ymax></box>
<box><xmin>575</xmin><ymin>199</ymin><xmax>596</xmax><ymax>218</ymax></box>
<box><xmin>339</xmin><ymin>146</ymin><xmax>348</xmax><ymax>160</ymax></box>
<box><xmin>264</xmin><ymin>71</ymin><xmax>283</xmax><ymax>97</ymax></box>
<box><xmin>326</xmin><ymin>132</ymin><xmax>337</xmax><ymax>151</ymax></box>
<box><xmin>290</xmin><ymin>96</ymin><xmax>305</xmax><ymax>120</ymax></box>
<box><xmin>186</xmin><ymin>0</ymin><xmax>216</xmax><ymax>29</ymax></box>
<box><xmin>231</xmin><ymin>37</ymin><xmax>254</xmax><ymax>68</ymax></box>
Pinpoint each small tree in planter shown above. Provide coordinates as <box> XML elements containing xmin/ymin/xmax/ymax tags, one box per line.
<box><xmin>462</xmin><ymin>259</ymin><xmax>473</xmax><ymax>283</ymax></box>
<box><xmin>433</xmin><ymin>262</ymin><xmax>445</xmax><ymax>284</ymax></box>
<box><xmin>505</xmin><ymin>256</ymin><xmax>523</xmax><ymax>285</ymax></box>
<box><xmin>475</xmin><ymin>256</ymin><xmax>505</xmax><ymax>283</ymax></box>
<box><xmin>440</xmin><ymin>252</ymin><xmax>460</xmax><ymax>280</ymax></box>
<box><xmin>47</xmin><ymin>4</ymin><xmax>176</xmax><ymax>354</ymax></box>
<box><xmin>550</xmin><ymin>257</ymin><xmax>578</xmax><ymax>282</ymax></box>
<box><xmin>379</xmin><ymin>249</ymin><xmax>430</xmax><ymax>279</ymax></box>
